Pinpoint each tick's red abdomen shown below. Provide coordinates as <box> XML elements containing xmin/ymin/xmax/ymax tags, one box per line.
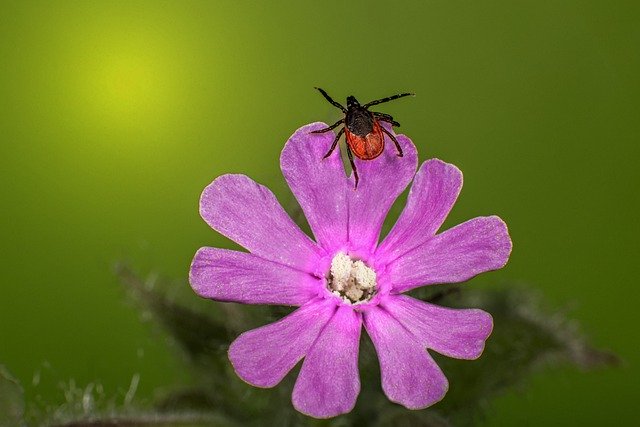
<box><xmin>346</xmin><ymin>120</ymin><xmax>385</xmax><ymax>160</ymax></box>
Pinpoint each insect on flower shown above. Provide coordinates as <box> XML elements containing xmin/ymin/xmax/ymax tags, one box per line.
<box><xmin>312</xmin><ymin>87</ymin><xmax>414</xmax><ymax>188</ymax></box>
<box><xmin>190</xmin><ymin>122</ymin><xmax>513</xmax><ymax>418</ymax></box>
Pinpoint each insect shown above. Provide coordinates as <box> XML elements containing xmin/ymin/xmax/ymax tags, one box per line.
<box><xmin>312</xmin><ymin>87</ymin><xmax>414</xmax><ymax>188</ymax></box>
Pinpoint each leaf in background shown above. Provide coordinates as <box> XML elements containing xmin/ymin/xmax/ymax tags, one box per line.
<box><xmin>117</xmin><ymin>264</ymin><xmax>234</xmax><ymax>364</ymax></box>
<box><xmin>48</xmin><ymin>412</ymin><xmax>240</xmax><ymax>427</ymax></box>
<box><xmin>116</xmin><ymin>266</ymin><xmax>618</xmax><ymax>426</ymax></box>
<box><xmin>411</xmin><ymin>285</ymin><xmax>619</xmax><ymax>426</ymax></box>
<box><xmin>0</xmin><ymin>365</ymin><xmax>25</xmax><ymax>427</ymax></box>
<box><xmin>116</xmin><ymin>265</ymin><xmax>284</xmax><ymax>423</ymax></box>
<box><xmin>372</xmin><ymin>408</ymin><xmax>452</xmax><ymax>427</ymax></box>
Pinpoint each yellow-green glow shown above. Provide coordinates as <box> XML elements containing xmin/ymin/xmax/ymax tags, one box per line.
<box><xmin>55</xmin><ymin>10</ymin><xmax>195</xmax><ymax>138</ymax></box>
<box><xmin>99</xmin><ymin>53</ymin><xmax>159</xmax><ymax>117</ymax></box>
<box><xmin>79</xmin><ymin>41</ymin><xmax>173</xmax><ymax>131</ymax></box>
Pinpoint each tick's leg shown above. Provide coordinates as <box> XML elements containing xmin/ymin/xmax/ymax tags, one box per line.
<box><xmin>346</xmin><ymin>144</ymin><xmax>359</xmax><ymax>189</ymax></box>
<box><xmin>311</xmin><ymin>119</ymin><xmax>344</xmax><ymax>134</ymax></box>
<box><xmin>323</xmin><ymin>127</ymin><xmax>344</xmax><ymax>159</ymax></box>
<box><xmin>315</xmin><ymin>87</ymin><xmax>347</xmax><ymax>112</ymax></box>
<box><xmin>363</xmin><ymin>92</ymin><xmax>414</xmax><ymax>108</ymax></box>
<box><xmin>374</xmin><ymin>113</ymin><xmax>401</xmax><ymax>127</ymax></box>
<box><xmin>381</xmin><ymin>126</ymin><xmax>403</xmax><ymax>157</ymax></box>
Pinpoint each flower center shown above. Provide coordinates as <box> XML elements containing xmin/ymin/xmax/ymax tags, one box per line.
<box><xmin>326</xmin><ymin>252</ymin><xmax>377</xmax><ymax>304</ymax></box>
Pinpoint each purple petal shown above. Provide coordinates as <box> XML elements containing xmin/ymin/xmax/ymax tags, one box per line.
<box><xmin>200</xmin><ymin>174</ymin><xmax>323</xmax><ymax>271</ymax></box>
<box><xmin>363</xmin><ymin>306</ymin><xmax>448</xmax><ymax>409</ymax></box>
<box><xmin>292</xmin><ymin>305</ymin><xmax>361</xmax><ymax>418</ymax></box>
<box><xmin>228</xmin><ymin>299</ymin><xmax>335</xmax><ymax>388</ymax></box>
<box><xmin>377</xmin><ymin>159</ymin><xmax>463</xmax><ymax>263</ymax></box>
<box><xmin>382</xmin><ymin>295</ymin><xmax>493</xmax><ymax>359</ymax></box>
<box><xmin>281</xmin><ymin>123</ymin><xmax>350</xmax><ymax>253</ymax></box>
<box><xmin>280</xmin><ymin>123</ymin><xmax>418</xmax><ymax>254</ymax></box>
<box><xmin>388</xmin><ymin>216</ymin><xmax>512</xmax><ymax>293</ymax></box>
<box><xmin>348</xmin><ymin>125</ymin><xmax>418</xmax><ymax>252</ymax></box>
<box><xmin>189</xmin><ymin>247</ymin><xmax>321</xmax><ymax>305</ymax></box>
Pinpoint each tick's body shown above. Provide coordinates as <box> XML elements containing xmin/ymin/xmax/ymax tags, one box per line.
<box><xmin>346</xmin><ymin>119</ymin><xmax>384</xmax><ymax>160</ymax></box>
<box><xmin>312</xmin><ymin>88</ymin><xmax>414</xmax><ymax>188</ymax></box>
<box><xmin>344</xmin><ymin>97</ymin><xmax>385</xmax><ymax>160</ymax></box>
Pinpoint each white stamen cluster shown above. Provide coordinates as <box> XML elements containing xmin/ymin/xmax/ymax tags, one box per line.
<box><xmin>327</xmin><ymin>252</ymin><xmax>377</xmax><ymax>304</ymax></box>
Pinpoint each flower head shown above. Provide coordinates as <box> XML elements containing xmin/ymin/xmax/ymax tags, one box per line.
<box><xmin>189</xmin><ymin>123</ymin><xmax>512</xmax><ymax>418</ymax></box>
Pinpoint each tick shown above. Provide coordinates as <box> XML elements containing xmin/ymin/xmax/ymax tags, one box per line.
<box><xmin>312</xmin><ymin>87</ymin><xmax>414</xmax><ymax>188</ymax></box>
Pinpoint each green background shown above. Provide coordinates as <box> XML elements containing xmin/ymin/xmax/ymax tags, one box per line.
<box><xmin>1</xmin><ymin>1</ymin><xmax>638</xmax><ymax>424</ymax></box>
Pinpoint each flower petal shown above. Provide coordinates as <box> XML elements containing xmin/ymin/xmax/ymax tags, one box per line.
<box><xmin>228</xmin><ymin>299</ymin><xmax>335</xmax><ymax>388</ymax></box>
<box><xmin>189</xmin><ymin>247</ymin><xmax>321</xmax><ymax>306</ymax></box>
<box><xmin>377</xmin><ymin>159</ymin><xmax>463</xmax><ymax>263</ymax></box>
<box><xmin>348</xmin><ymin>125</ymin><xmax>418</xmax><ymax>252</ymax></box>
<box><xmin>281</xmin><ymin>122</ymin><xmax>350</xmax><ymax>253</ymax></box>
<box><xmin>363</xmin><ymin>306</ymin><xmax>448</xmax><ymax>410</ymax></box>
<box><xmin>200</xmin><ymin>174</ymin><xmax>323</xmax><ymax>271</ymax></box>
<box><xmin>382</xmin><ymin>295</ymin><xmax>493</xmax><ymax>359</ymax></box>
<box><xmin>388</xmin><ymin>216</ymin><xmax>512</xmax><ymax>293</ymax></box>
<box><xmin>292</xmin><ymin>305</ymin><xmax>361</xmax><ymax>418</ymax></box>
<box><xmin>280</xmin><ymin>123</ymin><xmax>418</xmax><ymax>254</ymax></box>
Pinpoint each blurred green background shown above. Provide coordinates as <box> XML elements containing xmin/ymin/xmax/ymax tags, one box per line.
<box><xmin>1</xmin><ymin>0</ymin><xmax>638</xmax><ymax>425</ymax></box>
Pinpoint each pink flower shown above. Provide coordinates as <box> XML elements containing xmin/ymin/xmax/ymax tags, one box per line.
<box><xmin>189</xmin><ymin>123</ymin><xmax>512</xmax><ymax>418</ymax></box>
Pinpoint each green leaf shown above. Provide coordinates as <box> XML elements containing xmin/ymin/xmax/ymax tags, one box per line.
<box><xmin>115</xmin><ymin>269</ymin><xmax>617</xmax><ymax>426</ymax></box>
<box><xmin>117</xmin><ymin>265</ymin><xmax>234</xmax><ymax>363</ymax></box>
<box><xmin>47</xmin><ymin>412</ymin><xmax>240</xmax><ymax>427</ymax></box>
<box><xmin>0</xmin><ymin>365</ymin><xmax>25</xmax><ymax>427</ymax></box>
<box><xmin>411</xmin><ymin>286</ymin><xmax>619</xmax><ymax>425</ymax></box>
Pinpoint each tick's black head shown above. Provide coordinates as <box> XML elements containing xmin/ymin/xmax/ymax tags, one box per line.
<box><xmin>346</xmin><ymin>96</ymin><xmax>361</xmax><ymax>109</ymax></box>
